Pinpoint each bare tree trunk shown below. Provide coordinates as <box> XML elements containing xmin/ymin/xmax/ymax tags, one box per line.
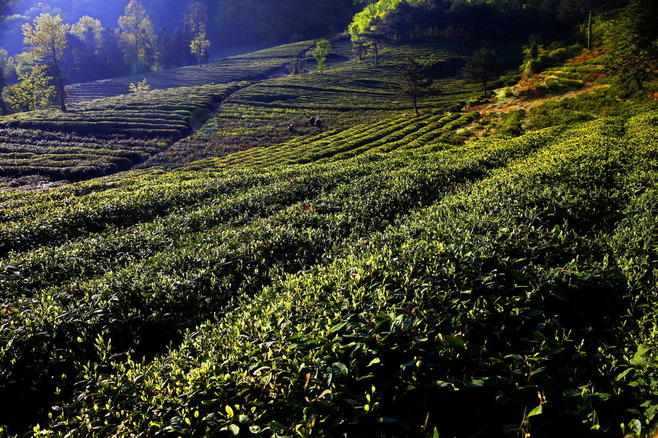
<box><xmin>483</xmin><ymin>79</ymin><xmax>488</xmax><ymax>96</ymax></box>
<box><xmin>373</xmin><ymin>42</ymin><xmax>380</xmax><ymax>67</ymax></box>
<box><xmin>52</xmin><ymin>62</ymin><xmax>67</xmax><ymax>112</ymax></box>
<box><xmin>412</xmin><ymin>95</ymin><xmax>419</xmax><ymax>116</ymax></box>
<box><xmin>0</xmin><ymin>82</ymin><xmax>6</xmax><ymax>115</ymax></box>
<box><xmin>57</xmin><ymin>79</ymin><xmax>67</xmax><ymax>112</ymax></box>
<box><xmin>587</xmin><ymin>9</ymin><xmax>593</xmax><ymax>50</ymax></box>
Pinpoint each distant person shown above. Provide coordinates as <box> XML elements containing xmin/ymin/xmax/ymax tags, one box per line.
<box><xmin>314</xmin><ymin>118</ymin><xmax>323</xmax><ymax>129</ymax></box>
<box><xmin>288</xmin><ymin>123</ymin><xmax>296</xmax><ymax>133</ymax></box>
<box><xmin>309</xmin><ymin>116</ymin><xmax>316</xmax><ymax>127</ymax></box>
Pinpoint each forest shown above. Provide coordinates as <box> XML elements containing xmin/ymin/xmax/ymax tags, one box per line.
<box><xmin>0</xmin><ymin>0</ymin><xmax>656</xmax><ymax>437</ymax></box>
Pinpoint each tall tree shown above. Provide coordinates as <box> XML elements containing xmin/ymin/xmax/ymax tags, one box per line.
<box><xmin>463</xmin><ymin>47</ymin><xmax>498</xmax><ymax>96</ymax></box>
<box><xmin>603</xmin><ymin>0</ymin><xmax>658</xmax><ymax>94</ymax></box>
<box><xmin>558</xmin><ymin>0</ymin><xmax>627</xmax><ymax>49</ymax></box>
<box><xmin>98</xmin><ymin>28</ymin><xmax>129</xmax><ymax>78</ymax></box>
<box><xmin>190</xmin><ymin>31</ymin><xmax>211</xmax><ymax>66</ymax></box>
<box><xmin>155</xmin><ymin>27</ymin><xmax>176</xmax><ymax>69</ymax></box>
<box><xmin>399</xmin><ymin>56</ymin><xmax>433</xmax><ymax>116</ymax></box>
<box><xmin>0</xmin><ymin>49</ymin><xmax>8</xmax><ymax>115</ymax></box>
<box><xmin>6</xmin><ymin>65</ymin><xmax>55</xmax><ymax>112</ymax></box>
<box><xmin>118</xmin><ymin>0</ymin><xmax>156</xmax><ymax>72</ymax></box>
<box><xmin>21</xmin><ymin>13</ymin><xmax>69</xmax><ymax>111</ymax></box>
<box><xmin>69</xmin><ymin>16</ymin><xmax>105</xmax><ymax>82</ymax></box>
<box><xmin>184</xmin><ymin>2</ymin><xmax>209</xmax><ymax>35</ymax></box>
<box><xmin>359</xmin><ymin>28</ymin><xmax>388</xmax><ymax>67</ymax></box>
<box><xmin>312</xmin><ymin>39</ymin><xmax>332</xmax><ymax>73</ymax></box>
<box><xmin>70</xmin><ymin>15</ymin><xmax>104</xmax><ymax>52</ymax></box>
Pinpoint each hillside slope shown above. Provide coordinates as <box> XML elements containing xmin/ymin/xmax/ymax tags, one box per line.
<box><xmin>146</xmin><ymin>39</ymin><xmax>484</xmax><ymax>167</ymax></box>
<box><xmin>0</xmin><ymin>82</ymin><xmax>656</xmax><ymax>436</ymax></box>
<box><xmin>0</xmin><ymin>36</ymin><xmax>657</xmax><ymax>436</ymax></box>
<box><xmin>0</xmin><ymin>38</ymin><xmax>484</xmax><ymax>187</ymax></box>
<box><xmin>64</xmin><ymin>41</ymin><xmax>316</xmax><ymax>104</ymax></box>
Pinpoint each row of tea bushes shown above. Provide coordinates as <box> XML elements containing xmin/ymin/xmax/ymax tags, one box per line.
<box><xmin>65</xmin><ymin>41</ymin><xmax>316</xmax><ymax>104</ymax></box>
<box><xmin>0</xmin><ymin>120</ymin><xmax>563</xmax><ymax>432</ymax></box>
<box><xmin>37</xmin><ymin>112</ymin><xmax>657</xmax><ymax>437</ymax></box>
<box><xmin>146</xmin><ymin>41</ymin><xmax>481</xmax><ymax>167</ymax></box>
<box><xmin>0</xmin><ymin>84</ymin><xmax>243</xmax><ymax>182</ymax></box>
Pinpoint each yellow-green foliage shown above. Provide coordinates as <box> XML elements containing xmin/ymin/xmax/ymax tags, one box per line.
<box><xmin>5</xmin><ymin>66</ymin><xmax>55</xmax><ymax>112</ymax></box>
<box><xmin>0</xmin><ymin>103</ymin><xmax>656</xmax><ymax>435</ymax></box>
<box><xmin>349</xmin><ymin>0</ymin><xmax>425</xmax><ymax>41</ymax></box>
<box><xmin>0</xmin><ymin>82</ymin><xmax>243</xmax><ymax>181</ymax></box>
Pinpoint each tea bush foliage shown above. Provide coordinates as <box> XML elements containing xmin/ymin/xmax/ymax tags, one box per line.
<box><xmin>0</xmin><ymin>35</ymin><xmax>656</xmax><ymax>438</ymax></box>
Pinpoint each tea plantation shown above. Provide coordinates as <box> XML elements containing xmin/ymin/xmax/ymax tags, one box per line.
<box><xmin>144</xmin><ymin>38</ymin><xmax>484</xmax><ymax>167</ymax></box>
<box><xmin>0</xmin><ymin>39</ymin><xmax>480</xmax><ymax>186</ymax></box>
<box><xmin>0</xmin><ymin>33</ymin><xmax>656</xmax><ymax>438</ymax></box>
<box><xmin>64</xmin><ymin>41</ymin><xmax>316</xmax><ymax>104</ymax></box>
<box><xmin>0</xmin><ymin>83</ymin><xmax>243</xmax><ymax>183</ymax></box>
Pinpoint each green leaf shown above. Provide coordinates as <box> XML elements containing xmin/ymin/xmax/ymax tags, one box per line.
<box><xmin>615</xmin><ymin>368</ymin><xmax>633</xmax><ymax>382</ymax></box>
<box><xmin>528</xmin><ymin>405</ymin><xmax>543</xmax><ymax>418</ymax></box>
<box><xmin>228</xmin><ymin>424</ymin><xmax>240</xmax><ymax>436</ymax></box>
<box><xmin>367</xmin><ymin>358</ymin><xmax>381</xmax><ymax>367</ymax></box>
<box><xmin>268</xmin><ymin>421</ymin><xmax>286</xmax><ymax>432</ymax></box>
<box><xmin>331</xmin><ymin>362</ymin><xmax>349</xmax><ymax>377</ymax></box>
<box><xmin>630</xmin><ymin>344</ymin><xmax>650</xmax><ymax>367</ymax></box>
<box><xmin>329</xmin><ymin>321</ymin><xmax>347</xmax><ymax>333</ymax></box>
<box><xmin>443</xmin><ymin>335</ymin><xmax>466</xmax><ymax>350</ymax></box>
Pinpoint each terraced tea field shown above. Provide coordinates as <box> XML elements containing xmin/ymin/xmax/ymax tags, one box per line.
<box><xmin>148</xmin><ymin>39</ymin><xmax>483</xmax><ymax>166</ymax></box>
<box><xmin>0</xmin><ymin>40</ymin><xmax>325</xmax><ymax>185</ymax></box>
<box><xmin>65</xmin><ymin>40</ymin><xmax>316</xmax><ymax>104</ymax></box>
<box><xmin>0</xmin><ymin>30</ymin><xmax>656</xmax><ymax>436</ymax></box>
<box><xmin>0</xmin><ymin>103</ymin><xmax>656</xmax><ymax>435</ymax></box>
<box><xmin>0</xmin><ymin>39</ymin><xmax>483</xmax><ymax>185</ymax></box>
<box><xmin>0</xmin><ymin>83</ymin><xmax>243</xmax><ymax>183</ymax></box>
<box><xmin>183</xmin><ymin>111</ymin><xmax>479</xmax><ymax>171</ymax></box>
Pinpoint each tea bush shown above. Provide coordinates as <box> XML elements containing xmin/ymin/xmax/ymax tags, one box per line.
<box><xmin>28</xmin><ymin>111</ymin><xmax>657</xmax><ymax>437</ymax></box>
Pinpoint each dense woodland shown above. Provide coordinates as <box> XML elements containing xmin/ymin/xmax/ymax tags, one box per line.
<box><xmin>0</xmin><ymin>0</ymin><xmax>656</xmax><ymax>437</ymax></box>
<box><xmin>0</xmin><ymin>0</ymin><xmax>653</xmax><ymax>95</ymax></box>
<box><xmin>0</xmin><ymin>0</ymin><xmax>653</xmax><ymax>112</ymax></box>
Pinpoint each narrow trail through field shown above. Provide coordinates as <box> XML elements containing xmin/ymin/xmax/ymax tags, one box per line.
<box><xmin>136</xmin><ymin>50</ymin><xmax>316</xmax><ymax>169</ymax></box>
<box><xmin>137</xmin><ymin>82</ymin><xmax>256</xmax><ymax>168</ymax></box>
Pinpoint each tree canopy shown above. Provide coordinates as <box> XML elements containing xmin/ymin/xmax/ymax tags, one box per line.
<box><xmin>399</xmin><ymin>56</ymin><xmax>434</xmax><ymax>115</ymax></box>
<box><xmin>118</xmin><ymin>0</ymin><xmax>155</xmax><ymax>72</ymax></box>
<box><xmin>311</xmin><ymin>40</ymin><xmax>332</xmax><ymax>73</ymax></box>
<box><xmin>464</xmin><ymin>47</ymin><xmax>499</xmax><ymax>95</ymax></box>
<box><xmin>22</xmin><ymin>13</ymin><xmax>68</xmax><ymax>110</ymax></box>
<box><xmin>190</xmin><ymin>31</ymin><xmax>211</xmax><ymax>66</ymax></box>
